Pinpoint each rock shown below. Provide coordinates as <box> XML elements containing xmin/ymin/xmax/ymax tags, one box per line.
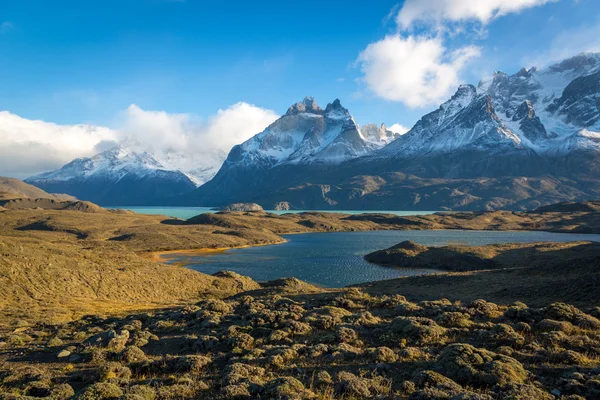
<box><xmin>217</xmin><ymin>203</ymin><xmax>265</xmax><ymax>212</ymax></box>
<box><xmin>56</xmin><ymin>350</ymin><xmax>71</xmax><ymax>359</ymax></box>
<box><xmin>83</xmin><ymin>329</ymin><xmax>130</xmax><ymax>352</ymax></box>
<box><xmin>273</xmin><ymin>201</ymin><xmax>292</xmax><ymax>211</ymax></box>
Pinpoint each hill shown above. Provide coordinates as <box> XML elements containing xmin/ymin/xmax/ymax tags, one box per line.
<box><xmin>0</xmin><ymin>176</ymin><xmax>73</xmax><ymax>201</ymax></box>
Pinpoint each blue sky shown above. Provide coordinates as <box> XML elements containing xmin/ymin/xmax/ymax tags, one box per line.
<box><xmin>1</xmin><ymin>0</ymin><xmax>599</xmax><ymax>130</ymax></box>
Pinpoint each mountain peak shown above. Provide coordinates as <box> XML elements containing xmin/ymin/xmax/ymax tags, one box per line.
<box><xmin>324</xmin><ymin>98</ymin><xmax>351</xmax><ymax>120</ymax></box>
<box><xmin>285</xmin><ymin>96</ymin><xmax>323</xmax><ymax>116</ymax></box>
<box><xmin>548</xmin><ymin>52</ymin><xmax>600</xmax><ymax>75</ymax></box>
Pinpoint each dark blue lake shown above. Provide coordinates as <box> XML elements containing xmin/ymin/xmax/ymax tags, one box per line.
<box><xmin>163</xmin><ymin>230</ymin><xmax>600</xmax><ymax>288</ymax></box>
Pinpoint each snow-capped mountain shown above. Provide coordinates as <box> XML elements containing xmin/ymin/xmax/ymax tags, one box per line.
<box><xmin>360</xmin><ymin>123</ymin><xmax>400</xmax><ymax>148</ymax></box>
<box><xmin>382</xmin><ymin>53</ymin><xmax>600</xmax><ymax>158</ymax></box>
<box><xmin>185</xmin><ymin>53</ymin><xmax>600</xmax><ymax>211</ymax></box>
<box><xmin>157</xmin><ymin>147</ymin><xmax>228</xmax><ymax>186</ymax></box>
<box><xmin>26</xmin><ymin>144</ymin><xmax>197</xmax><ymax>205</ymax></box>
<box><xmin>222</xmin><ymin>97</ymin><xmax>377</xmax><ymax>169</ymax></box>
<box><xmin>183</xmin><ymin>97</ymin><xmax>396</xmax><ymax>206</ymax></box>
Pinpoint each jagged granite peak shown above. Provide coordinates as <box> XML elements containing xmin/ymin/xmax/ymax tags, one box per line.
<box><xmin>360</xmin><ymin>123</ymin><xmax>400</xmax><ymax>147</ymax></box>
<box><xmin>285</xmin><ymin>96</ymin><xmax>323</xmax><ymax>116</ymax></box>
<box><xmin>512</xmin><ymin>100</ymin><xmax>550</xmax><ymax>142</ymax></box>
<box><xmin>547</xmin><ymin>69</ymin><xmax>600</xmax><ymax>128</ymax></box>
<box><xmin>381</xmin><ymin>85</ymin><xmax>523</xmax><ymax>157</ymax></box>
<box><xmin>184</xmin><ymin>53</ymin><xmax>600</xmax><ymax>211</ymax></box>
<box><xmin>382</xmin><ymin>52</ymin><xmax>600</xmax><ymax>158</ymax></box>
<box><xmin>221</xmin><ymin>97</ymin><xmax>375</xmax><ymax>169</ymax></box>
<box><xmin>548</xmin><ymin>52</ymin><xmax>600</xmax><ymax>76</ymax></box>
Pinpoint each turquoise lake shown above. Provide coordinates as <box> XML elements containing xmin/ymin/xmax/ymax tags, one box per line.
<box><xmin>162</xmin><ymin>230</ymin><xmax>600</xmax><ymax>288</ymax></box>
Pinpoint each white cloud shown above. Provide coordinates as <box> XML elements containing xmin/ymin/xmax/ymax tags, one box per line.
<box><xmin>357</xmin><ymin>0</ymin><xmax>556</xmax><ymax>107</ymax></box>
<box><xmin>0</xmin><ymin>103</ymin><xmax>278</xmax><ymax>180</ymax></box>
<box><xmin>389</xmin><ymin>123</ymin><xmax>410</xmax><ymax>135</ymax></box>
<box><xmin>396</xmin><ymin>0</ymin><xmax>558</xmax><ymax>30</ymax></box>
<box><xmin>119</xmin><ymin>103</ymin><xmax>278</xmax><ymax>178</ymax></box>
<box><xmin>0</xmin><ymin>112</ymin><xmax>118</xmax><ymax>179</ymax></box>
<box><xmin>357</xmin><ymin>35</ymin><xmax>480</xmax><ymax>108</ymax></box>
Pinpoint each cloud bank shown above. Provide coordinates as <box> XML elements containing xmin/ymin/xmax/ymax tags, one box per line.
<box><xmin>396</xmin><ymin>0</ymin><xmax>557</xmax><ymax>30</ymax></box>
<box><xmin>358</xmin><ymin>35</ymin><xmax>480</xmax><ymax>108</ymax></box>
<box><xmin>0</xmin><ymin>103</ymin><xmax>278</xmax><ymax>180</ymax></box>
<box><xmin>357</xmin><ymin>0</ymin><xmax>558</xmax><ymax>108</ymax></box>
<box><xmin>388</xmin><ymin>123</ymin><xmax>409</xmax><ymax>135</ymax></box>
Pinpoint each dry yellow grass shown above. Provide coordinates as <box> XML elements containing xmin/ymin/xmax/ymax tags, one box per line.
<box><xmin>1</xmin><ymin>202</ymin><xmax>600</xmax><ymax>326</ymax></box>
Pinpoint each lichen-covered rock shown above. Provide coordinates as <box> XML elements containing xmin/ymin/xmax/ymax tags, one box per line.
<box><xmin>218</xmin><ymin>203</ymin><xmax>265</xmax><ymax>212</ymax></box>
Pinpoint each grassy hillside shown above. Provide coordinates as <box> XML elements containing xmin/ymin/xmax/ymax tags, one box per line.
<box><xmin>0</xmin><ymin>201</ymin><xmax>600</xmax><ymax>398</ymax></box>
<box><xmin>1</xmin><ymin>202</ymin><xmax>600</xmax><ymax>326</ymax></box>
<box><xmin>362</xmin><ymin>241</ymin><xmax>600</xmax><ymax>307</ymax></box>
<box><xmin>0</xmin><ymin>177</ymin><xmax>74</xmax><ymax>201</ymax></box>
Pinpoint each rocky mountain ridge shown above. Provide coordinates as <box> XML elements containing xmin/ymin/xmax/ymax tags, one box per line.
<box><xmin>187</xmin><ymin>53</ymin><xmax>600</xmax><ymax>210</ymax></box>
<box><xmin>26</xmin><ymin>144</ymin><xmax>197</xmax><ymax>205</ymax></box>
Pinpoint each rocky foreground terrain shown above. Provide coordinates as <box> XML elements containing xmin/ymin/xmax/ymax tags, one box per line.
<box><xmin>1</xmin><ymin>200</ymin><xmax>600</xmax><ymax>398</ymax></box>
<box><xmin>2</xmin><ymin>284</ymin><xmax>600</xmax><ymax>399</ymax></box>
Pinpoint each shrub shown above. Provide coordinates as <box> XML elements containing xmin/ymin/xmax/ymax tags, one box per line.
<box><xmin>127</xmin><ymin>385</ymin><xmax>156</xmax><ymax>400</ymax></box>
<box><xmin>391</xmin><ymin>317</ymin><xmax>447</xmax><ymax>345</ymax></box>
<box><xmin>264</xmin><ymin>377</ymin><xmax>309</xmax><ymax>400</ymax></box>
<box><xmin>98</xmin><ymin>362</ymin><xmax>132</xmax><ymax>382</ymax></box>
<box><xmin>198</xmin><ymin>299</ymin><xmax>233</xmax><ymax>315</ymax></box>
<box><xmin>481</xmin><ymin>323</ymin><xmax>525</xmax><ymax>347</ymax></box>
<box><xmin>436</xmin><ymin>312</ymin><xmax>471</xmax><ymax>328</ymax></box>
<box><xmin>436</xmin><ymin>343</ymin><xmax>529</xmax><ymax>387</ymax></box>
<box><xmin>545</xmin><ymin>303</ymin><xmax>600</xmax><ymax>329</ymax></box>
<box><xmin>536</xmin><ymin>319</ymin><xmax>576</xmax><ymax>334</ymax></box>
<box><xmin>335</xmin><ymin>371</ymin><xmax>389</xmax><ymax>398</ymax></box>
<box><xmin>369</xmin><ymin>346</ymin><xmax>398</xmax><ymax>363</ymax></box>
<box><xmin>495</xmin><ymin>383</ymin><xmax>554</xmax><ymax>400</ymax></box>
<box><xmin>47</xmin><ymin>337</ymin><xmax>64</xmax><ymax>347</ymax></box>
<box><xmin>467</xmin><ymin>300</ymin><xmax>500</xmax><ymax>318</ymax></box>
<box><xmin>176</xmin><ymin>355</ymin><xmax>212</xmax><ymax>373</ymax></box>
<box><xmin>336</xmin><ymin>326</ymin><xmax>359</xmax><ymax>343</ymax></box>
<box><xmin>121</xmin><ymin>346</ymin><xmax>147</xmax><ymax>363</ymax></box>
<box><xmin>50</xmin><ymin>383</ymin><xmax>75</xmax><ymax>400</ymax></box>
<box><xmin>77</xmin><ymin>382</ymin><xmax>123</xmax><ymax>399</ymax></box>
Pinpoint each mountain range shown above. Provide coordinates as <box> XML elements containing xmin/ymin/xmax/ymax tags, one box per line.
<box><xmin>26</xmin><ymin>53</ymin><xmax>600</xmax><ymax>210</ymax></box>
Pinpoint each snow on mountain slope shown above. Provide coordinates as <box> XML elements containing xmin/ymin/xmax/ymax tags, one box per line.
<box><xmin>27</xmin><ymin>141</ymin><xmax>227</xmax><ymax>187</ymax></box>
<box><xmin>382</xmin><ymin>52</ymin><xmax>600</xmax><ymax>158</ymax></box>
<box><xmin>221</xmin><ymin>97</ymin><xmax>386</xmax><ymax>170</ymax></box>
<box><xmin>360</xmin><ymin>123</ymin><xmax>400</xmax><ymax>148</ymax></box>
<box><xmin>382</xmin><ymin>84</ymin><xmax>525</xmax><ymax>157</ymax></box>
<box><xmin>25</xmin><ymin>143</ymin><xmax>198</xmax><ymax>205</ymax></box>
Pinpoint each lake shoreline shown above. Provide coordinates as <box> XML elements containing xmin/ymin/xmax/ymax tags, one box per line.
<box><xmin>153</xmin><ymin>230</ymin><xmax>600</xmax><ymax>289</ymax></box>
